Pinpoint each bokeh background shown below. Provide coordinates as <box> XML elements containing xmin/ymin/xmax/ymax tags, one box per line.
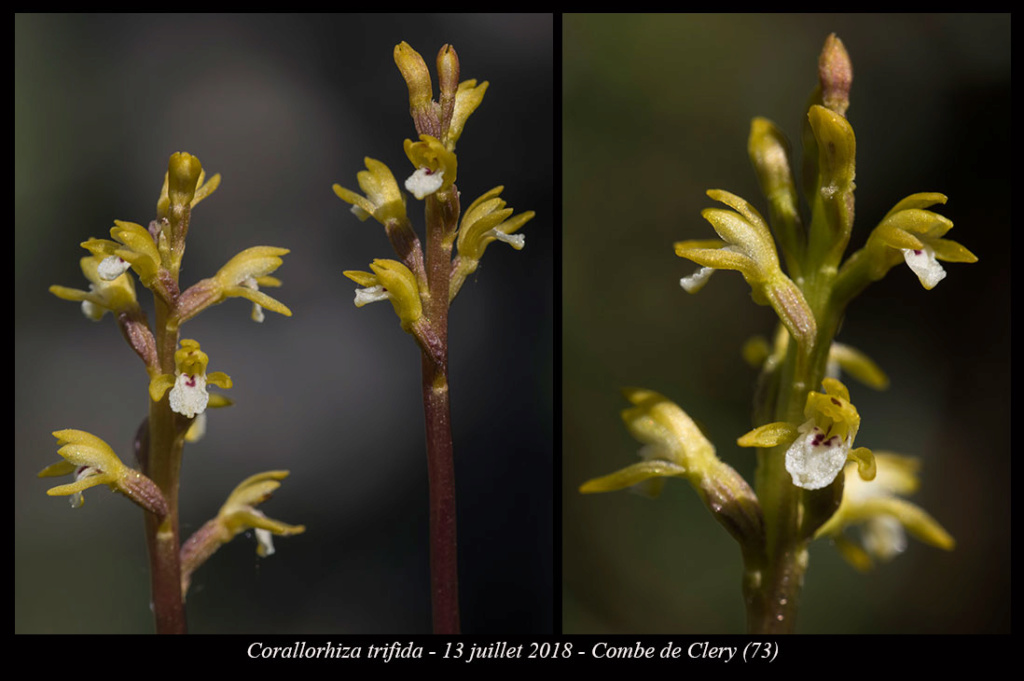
<box><xmin>563</xmin><ymin>14</ymin><xmax>1010</xmax><ymax>634</ymax></box>
<box><xmin>16</xmin><ymin>13</ymin><xmax>553</xmax><ymax>634</ymax></box>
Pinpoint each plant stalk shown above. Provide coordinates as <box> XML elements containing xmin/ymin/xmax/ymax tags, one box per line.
<box><xmin>420</xmin><ymin>190</ymin><xmax>460</xmax><ymax>634</ymax></box>
<box><xmin>141</xmin><ymin>264</ymin><xmax>187</xmax><ymax>634</ymax></box>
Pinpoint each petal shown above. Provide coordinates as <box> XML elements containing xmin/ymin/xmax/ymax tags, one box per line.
<box><xmin>405</xmin><ymin>167</ymin><xmax>444</xmax><ymax>199</ymax></box>
<box><xmin>902</xmin><ymin>246</ymin><xmax>946</xmax><ymax>290</ymax></box>
<box><xmin>737</xmin><ymin>421</ymin><xmax>798</xmax><ymax>448</ymax></box>
<box><xmin>206</xmin><ymin>371</ymin><xmax>233</xmax><ymax>390</ymax></box>
<box><xmin>828</xmin><ymin>343</ymin><xmax>889</xmax><ymax>390</ymax></box>
<box><xmin>579</xmin><ymin>460</ymin><xmax>689</xmax><ymax>494</ymax></box>
<box><xmin>149</xmin><ymin>373</ymin><xmax>176</xmax><ymax>402</ymax></box>
<box><xmin>881</xmin><ymin>192</ymin><xmax>947</xmax><ymax>221</ymax></box>
<box><xmin>929</xmin><ymin>238</ymin><xmax>978</xmax><ymax>264</ymax></box>
<box><xmin>215</xmin><ymin>247</ymin><xmax>289</xmax><ymax>287</ymax></box>
<box><xmin>446</xmin><ymin>79</ymin><xmax>488</xmax><ymax>148</ymax></box>
<box><xmin>169</xmin><ymin>374</ymin><xmax>209</xmax><ymax>418</ymax></box>
<box><xmin>785</xmin><ymin>426</ymin><xmax>850</xmax><ymax>490</ymax></box>
<box><xmin>680</xmin><ymin>266</ymin><xmax>715</xmax><ymax>293</ymax></box>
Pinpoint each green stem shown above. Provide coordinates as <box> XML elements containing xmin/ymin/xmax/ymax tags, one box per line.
<box><xmin>747</xmin><ymin>279</ymin><xmax>840</xmax><ymax>634</ymax></box>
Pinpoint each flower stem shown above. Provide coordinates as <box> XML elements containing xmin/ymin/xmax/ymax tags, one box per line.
<box><xmin>746</xmin><ymin>282</ymin><xmax>843</xmax><ymax>633</ymax></box>
<box><xmin>141</xmin><ymin>284</ymin><xmax>187</xmax><ymax>633</ymax></box>
<box><xmin>420</xmin><ymin>190</ymin><xmax>460</xmax><ymax>634</ymax></box>
<box><xmin>421</xmin><ymin>353</ymin><xmax>459</xmax><ymax>634</ymax></box>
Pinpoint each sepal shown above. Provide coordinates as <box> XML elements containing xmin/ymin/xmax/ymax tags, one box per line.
<box><xmin>581</xmin><ymin>388</ymin><xmax>763</xmax><ymax>546</ymax></box>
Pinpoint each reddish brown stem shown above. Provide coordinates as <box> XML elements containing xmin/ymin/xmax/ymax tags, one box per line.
<box><xmin>421</xmin><ymin>353</ymin><xmax>459</xmax><ymax>634</ymax></box>
<box><xmin>421</xmin><ymin>190</ymin><xmax>460</xmax><ymax>634</ymax></box>
<box><xmin>140</xmin><ymin>278</ymin><xmax>187</xmax><ymax>634</ymax></box>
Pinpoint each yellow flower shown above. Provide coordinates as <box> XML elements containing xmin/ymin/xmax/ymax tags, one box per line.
<box><xmin>456</xmin><ymin>186</ymin><xmax>533</xmax><ymax>262</ymax></box>
<box><xmin>156</xmin><ymin>152</ymin><xmax>221</xmax><ymax>221</ymax></box>
<box><xmin>179</xmin><ymin>470</ymin><xmax>305</xmax><ymax>597</ymax></box>
<box><xmin>38</xmin><ymin>429</ymin><xmax>167</xmax><ymax>516</ymax></box>
<box><xmin>403</xmin><ymin>135</ymin><xmax>457</xmax><ymax>199</ymax></box>
<box><xmin>177</xmin><ymin>247</ymin><xmax>292</xmax><ymax>325</ymax></box>
<box><xmin>581</xmin><ymin>388</ymin><xmax>762</xmax><ymax>543</ymax></box>
<box><xmin>676</xmin><ymin>189</ymin><xmax>816</xmax><ymax>348</ymax></box>
<box><xmin>738</xmin><ymin>377</ymin><xmax>875</xmax><ymax>490</ymax></box>
<box><xmin>865</xmin><ymin>193</ymin><xmax>977</xmax><ymax>290</ymax></box>
<box><xmin>216</xmin><ymin>471</ymin><xmax>306</xmax><ymax>556</ymax></box>
<box><xmin>332</xmin><ymin>158</ymin><xmax>408</xmax><ymax>227</ymax></box>
<box><xmin>213</xmin><ymin>247</ymin><xmax>291</xmax><ymax>322</ymax></box>
<box><xmin>49</xmin><ymin>253</ymin><xmax>139</xmax><ymax>321</ymax></box>
<box><xmin>79</xmin><ymin>220</ymin><xmax>163</xmax><ymax>291</ymax></box>
<box><xmin>815</xmin><ymin>453</ymin><xmax>954</xmax><ymax>570</ymax></box>
<box><xmin>343</xmin><ymin>259</ymin><xmax>423</xmax><ymax>332</ymax></box>
<box><xmin>450</xmin><ymin>186</ymin><xmax>534</xmax><ymax>302</ymax></box>
<box><xmin>579</xmin><ymin>388</ymin><xmax>716</xmax><ymax>498</ymax></box>
<box><xmin>149</xmin><ymin>339</ymin><xmax>232</xmax><ymax>419</ymax></box>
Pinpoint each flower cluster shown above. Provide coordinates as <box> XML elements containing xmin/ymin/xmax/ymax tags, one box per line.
<box><xmin>582</xmin><ymin>34</ymin><xmax>966</xmax><ymax>631</ymax></box>
<box><xmin>42</xmin><ymin>152</ymin><xmax>302</xmax><ymax>632</ymax></box>
<box><xmin>333</xmin><ymin>42</ymin><xmax>534</xmax><ymax>347</ymax></box>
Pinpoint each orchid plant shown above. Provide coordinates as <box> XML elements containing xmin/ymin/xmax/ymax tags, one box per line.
<box><xmin>42</xmin><ymin>153</ymin><xmax>304</xmax><ymax>634</ymax></box>
<box><xmin>580</xmin><ymin>34</ymin><xmax>968</xmax><ymax>633</ymax></box>
<box><xmin>333</xmin><ymin>42</ymin><xmax>534</xmax><ymax>634</ymax></box>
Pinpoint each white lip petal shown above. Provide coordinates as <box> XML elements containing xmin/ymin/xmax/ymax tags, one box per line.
<box><xmin>169</xmin><ymin>373</ymin><xmax>209</xmax><ymax>419</ymax></box>
<box><xmin>680</xmin><ymin>266</ymin><xmax>715</xmax><ymax>293</ymax></box>
<box><xmin>785</xmin><ymin>423</ymin><xmax>849</xmax><ymax>490</ymax></box>
<box><xmin>901</xmin><ymin>246</ymin><xmax>947</xmax><ymax>290</ymax></box>
<box><xmin>97</xmin><ymin>256</ymin><xmax>131</xmax><ymax>281</ymax></box>
<box><xmin>404</xmin><ymin>168</ymin><xmax>444</xmax><ymax>200</ymax></box>
<box><xmin>353</xmin><ymin>285</ymin><xmax>388</xmax><ymax>308</ymax></box>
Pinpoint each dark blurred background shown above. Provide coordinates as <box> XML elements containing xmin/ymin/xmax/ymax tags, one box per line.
<box><xmin>563</xmin><ymin>14</ymin><xmax>1009</xmax><ymax>634</ymax></box>
<box><xmin>16</xmin><ymin>13</ymin><xmax>553</xmax><ymax>634</ymax></box>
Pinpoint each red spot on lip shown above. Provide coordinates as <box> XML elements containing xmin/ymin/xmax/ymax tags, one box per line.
<box><xmin>914</xmin><ymin>249</ymin><xmax>923</xmax><ymax>255</ymax></box>
<box><xmin>185</xmin><ymin>375</ymin><xmax>196</xmax><ymax>387</ymax></box>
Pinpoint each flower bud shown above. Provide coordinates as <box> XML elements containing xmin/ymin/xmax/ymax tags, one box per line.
<box><xmin>819</xmin><ymin>33</ymin><xmax>852</xmax><ymax>117</ymax></box>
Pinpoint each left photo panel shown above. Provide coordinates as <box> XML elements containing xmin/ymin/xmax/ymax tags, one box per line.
<box><xmin>16</xmin><ymin>12</ymin><xmax>554</xmax><ymax>635</ymax></box>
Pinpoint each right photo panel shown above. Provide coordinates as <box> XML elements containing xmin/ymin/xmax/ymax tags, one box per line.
<box><xmin>562</xmin><ymin>13</ymin><xmax>1009</xmax><ymax>635</ymax></box>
